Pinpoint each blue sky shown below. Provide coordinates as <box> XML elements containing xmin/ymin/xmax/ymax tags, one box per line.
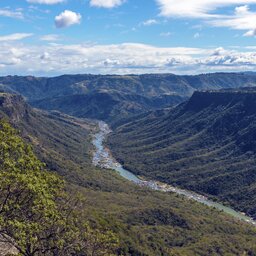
<box><xmin>1</xmin><ymin>0</ymin><xmax>256</xmax><ymax>75</ymax></box>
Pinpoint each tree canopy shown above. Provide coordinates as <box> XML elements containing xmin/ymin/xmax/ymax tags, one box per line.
<box><xmin>0</xmin><ymin>120</ymin><xmax>119</xmax><ymax>256</ymax></box>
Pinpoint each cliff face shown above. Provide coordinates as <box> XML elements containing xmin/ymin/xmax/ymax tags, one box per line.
<box><xmin>185</xmin><ymin>89</ymin><xmax>256</xmax><ymax>112</ymax></box>
<box><xmin>109</xmin><ymin>89</ymin><xmax>256</xmax><ymax>218</ymax></box>
<box><xmin>0</xmin><ymin>93</ymin><xmax>29</xmax><ymax>123</ymax></box>
<box><xmin>183</xmin><ymin>90</ymin><xmax>256</xmax><ymax>151</ymax></box>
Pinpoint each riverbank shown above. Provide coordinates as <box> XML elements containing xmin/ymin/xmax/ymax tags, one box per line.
<box><xmin>92</xmin><ymin>121</ymin><xmax>256</xmax><ymax>226</ymax></box>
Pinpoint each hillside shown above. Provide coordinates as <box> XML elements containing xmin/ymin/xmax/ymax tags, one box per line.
<box><xmin>1</xmin><ymin>73</ymin><xmax>256</xmax><ymax>125</ymax></box>
<box><xmin>1</xmin><ymin>73</ymin><xmax>256</xmax><ymax>101</ymax></box>
<box><xmin>31</xmin><ymin>90</ymin><xmax>183</xmax><ymax>126</ymax></box>
<box><xmin>108</xmin><ymin>88</ymin><xmax>256</xmax><ymax>219</ymax></box>
<box><xmin>1</xmin><ymin>93</ymin><xmax>256</xmax><ymax>255</ymax></box>
<box><xmin>0</xmin><ymin>93</ymin><xmax>99</xmax><ymax>186</ymax></box>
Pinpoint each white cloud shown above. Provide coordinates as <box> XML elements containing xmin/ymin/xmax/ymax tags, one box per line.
<box><xmin>27</xmin><ymin>0</ymin><xmax>64</xmax><ymax>4</ymax></box>
<box><xmin>156</xmin><ymin>0</ymin><xmax>256</xmax><ymax>18</ymax></box>
<box><xmin>142</xmin><ymin>19</ymin><xmax>158</xmax><ymax>26</ymax></box>
<box><xmin>0</xmin><ymin>8</ymin><xmax>24</xmax><ymax>19</ymax></box>
<box><xmin>0</xmin><ymin>33</ymin><xmax>33</xmax><ymax>42</ymax></box>
<box><xmin>90</xmin><ymin>0</ymin><xmax>125</xmax><ymax>8</ymax></box>
<box><xmin>55</xmin><ymin>10</ymin><xmax>81</xmax><ymax>28</ymax></box>
<box><xmin>0</xmin><ymin>42</ymin><xmax>204</xmax><ymax>74</ymax></box>
<box><xmin>156</xmin><ymin>1</ymin><xmax>256</xmax><ymax>34</ymax></box>
<box><xmin>40</xmin><ymin>52</ymin><xmax>50</xmax><ymax>60</ymax></box>
<box><xmin>235</xmin><ymin>5</ymin><xmax>250</xmax><ymax>14</ymax></box>
<box><xmin>0</xmin><ymin>57</ymin><xmax>21</xmax><ymax>66</ymax></box>
<box><xmin>244</xmin><ymin>29</ymin><xmax>256</xmax><ymax>36</ymax></box>
<box><xmin>103</xmin><ymin>58</ymin><xmax>120</xmax><ymax>66</ymax></box>
<box><xmin>209</xmin><ymin>5</ymin><xmax>256</xmax><ymax>34</ymax></box>
<box><xmin>1</xmin><ymin>41</ymin><xmax>256</xmax><ymax>75</ymax></box>
<box><xmin>40</xmin><ymin>34</ymin><xmax>60</xmax><ymax>41</ymax></box>
<box><xmin>212</xmin><ymin>47</ymin><xmax>226</xmax><ymax>56</ymax></box>
<box><xmin>201</xmin><ymin>49</ymin><xmax>256</xmax><ymax>67</ymax></box>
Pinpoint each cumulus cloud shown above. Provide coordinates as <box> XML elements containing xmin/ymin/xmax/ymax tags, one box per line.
<box><xmin>212</xmin><ymin>47</ymin><xmax>226</xmax><ymax>56</ymax></box>
<box><xmin>90</xmin><ymin>0</ymin><xmax>125</xmax><ymax>8</ymax></box>
<box><xmin>55</xmin><ymin>10</ymin><xmax>81</xmax><ymax>28</ymax></box>
<box><xmin>201</xmin><ymin>50</ymin><xmax>256</xmax><ymax>67</ymax></box>
<box><xmin>27</xmin><ymin>0</ymin><xmax>64</xmax><ymax>4</ymax></box>
<box><xmin>40</xmin><ymin>52</ymin><xmax>50</xmax><ymax>60</ymax></box>
<box><xmin>103</xmin><ymin>59</ymin><xmax>120</xmax><ymax>66</ymax></box>
<box><xmin>0</xmin><ymin>33</ymin><xmax>33</xmax><ymax>42</ymax></box>
<box><xmin>1</xmin><ymin>41</ymin><xmax>256</xmax><ymax>76</ymax></box>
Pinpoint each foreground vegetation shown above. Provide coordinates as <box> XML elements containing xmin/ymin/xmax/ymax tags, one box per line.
<box><xmin>0</xmin><ymin>120</ymin><xmax>119</xmax><ymax>255</ymax></box>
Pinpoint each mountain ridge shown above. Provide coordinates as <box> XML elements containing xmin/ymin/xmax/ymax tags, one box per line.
<box><xmin>2</xmin><ymin>72</ymin><xmax>256</xmax><ymax>125</ymax></box>
<box><xmin>1</xmin><ymin>72</ymin><xmax>256</xmax><ymax>101</ymax></box>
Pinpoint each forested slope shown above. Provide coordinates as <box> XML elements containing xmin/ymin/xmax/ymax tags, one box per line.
<box><xmin>32</xmin><ymin>90</ymin><xmax>183</xmax><ymax>126</ymax></box>
<box><xmin>109</xmin><ymin>89</ymin><xmax>256</xmax><ymax>218</ymax></box>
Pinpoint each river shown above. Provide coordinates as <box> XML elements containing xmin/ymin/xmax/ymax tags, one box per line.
<box><xmin>92</xmin><ymin>121</ymin><xmax>256</xmax><ymax>226</ymax></box>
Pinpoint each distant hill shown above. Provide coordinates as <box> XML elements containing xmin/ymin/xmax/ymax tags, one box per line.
<box><xmin>2</xmin><ymin>72</ymin><xmax>256</xmax><ymax>123</ymax></box>
<box><xmin>108</xmin><ymin>88</ymin><xmax>256</xmax><ymax>218</ymax></box>
<box><xmin>2</xmin><ymin>73</ymin><xmax>256</xmax><ymax>100</ymax></box>
<box><xmin>32</xmin><ymin>90</ymin><xmax>183</xmax><ymax>126</ymax></box>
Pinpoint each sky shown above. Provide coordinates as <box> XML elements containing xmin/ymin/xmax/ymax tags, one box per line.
<box><xmin>1</xmin><ymin>0</ymin><xmax>256</xmax><ymax>76</ymax></box>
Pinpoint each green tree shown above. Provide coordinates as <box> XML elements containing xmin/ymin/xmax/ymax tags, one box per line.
<box><xmin>0</xmin><ymin>120</ymin><xmax>119</xmax><ymax>256</ymax></box>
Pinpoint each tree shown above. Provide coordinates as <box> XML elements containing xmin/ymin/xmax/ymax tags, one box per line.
<box><xmin>0</xmin><ymin>120</ymin><xmax>119</xmax><ymax>256</ymax></box>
